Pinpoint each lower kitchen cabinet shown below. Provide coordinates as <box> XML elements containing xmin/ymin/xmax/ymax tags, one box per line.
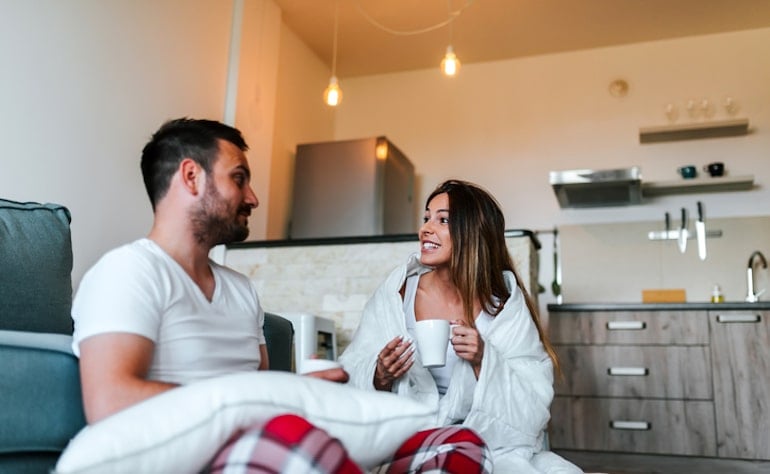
<box><xmin>709</xmin><ymin>309</ymin><xmax>770</xmax><ymax>460</ymax></box>
<box><xmin>548</xmin><ymin>306</ymin><xmax>769</xmax><ymax>461</ymax></box>
<box><xmin>550</xmin><ymin>397</ymin><xmax>716</xmax><ymax>456</ymax></box>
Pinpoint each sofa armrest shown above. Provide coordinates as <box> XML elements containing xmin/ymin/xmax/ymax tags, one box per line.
<box><xmin>263</xmin><ymin>313</ymin><xmax>294</xmax><ymax>372</ymax></box>
<box><xmin>0</xmin><ymin>330</ymin><xmax>86</xmax><ymax>455</ymax></box>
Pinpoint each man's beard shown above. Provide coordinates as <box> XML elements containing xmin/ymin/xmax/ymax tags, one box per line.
<box><xmin>190</xmin><ymin>183</ymin><xmax>250</xmax><ymax>246</ymax></box>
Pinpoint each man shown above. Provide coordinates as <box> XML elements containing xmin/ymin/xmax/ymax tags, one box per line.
<box><xmin>72</xmin><ymin>118</ymin><xmax>491</xmax><ymax>473</ymax></box>
<box><xmin>72</xmin><ymin>118</ymin><xmax>347</xmax><ymax>425</ymax></box>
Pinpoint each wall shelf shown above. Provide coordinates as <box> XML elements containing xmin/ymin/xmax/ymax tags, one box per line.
<box><xmin>639</xmin><ymin>118</ymin><xmax>749</xmax><ymax>143</ymax></box>
<box><xmin>642</xmin><ymin>175</ymin><xmax>754</xmax><ymax>197</ymax></box>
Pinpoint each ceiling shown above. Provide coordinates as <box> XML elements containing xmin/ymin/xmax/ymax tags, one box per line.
<box><xmin>273</xmin><ymin>0</ymin><xmax>770</xmax><ymax>78</ymax></box>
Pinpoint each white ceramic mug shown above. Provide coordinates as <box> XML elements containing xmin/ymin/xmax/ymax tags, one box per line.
<box><xmin>414</xmin><ymin>319</ymin><xmax>451</xmax><ymax>368</ymax></box>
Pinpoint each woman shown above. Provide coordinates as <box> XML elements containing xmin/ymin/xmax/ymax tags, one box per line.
<box><xmin>340</xmin><ymin>180</ymin><xmax>581</xmax><ymax>473</ymax></box>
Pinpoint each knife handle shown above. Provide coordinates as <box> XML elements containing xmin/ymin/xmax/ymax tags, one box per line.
<box><xmin>681</xmin><ymin>208</ymin><xmax>687</xmax><ymax>228</ymax></box>
<box><xmin>665</xmin><ymin>212</ymin><xmax>670</xmax><ymax>232</ymax></box>
<box><xmin>697</xmin><ymin>201</ymin><xmax>704</xmax><ymax>221</ymax></box>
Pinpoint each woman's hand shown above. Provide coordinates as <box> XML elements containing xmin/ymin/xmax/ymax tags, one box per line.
<box><xmin>373</xmin><ymin>336</ymin><xmax>414</xmax><ymax>391</ymax></box>
<box><xmin>450</xmin><ymin>320</ymin><xmax>484</xmax><ymax>378</ymax></box>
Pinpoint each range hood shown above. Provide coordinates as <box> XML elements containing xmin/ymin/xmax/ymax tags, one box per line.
<box><xmin>549</xmin><ymin>167</ymin><xmax>642</xmax><ymax>208</ymax></box>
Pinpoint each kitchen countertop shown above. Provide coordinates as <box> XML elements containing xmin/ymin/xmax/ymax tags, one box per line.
<box><xmin>548</xmin><ymin>302</ymin><xmax>770</xmax><ymax>312</ymax></box>
<box><xmin>228</xmin><ymin>229</ymin><xmax>540</xmax><ymax>249</ymax></box>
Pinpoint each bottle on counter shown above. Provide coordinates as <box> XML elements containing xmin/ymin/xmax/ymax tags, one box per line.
<box><xmin>711</xmin><ymin>284</ymin><xmax>725</xmax><ymax>303</ymax></box>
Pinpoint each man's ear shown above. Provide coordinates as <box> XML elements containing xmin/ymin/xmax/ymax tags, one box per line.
<box><xmin>179</xmin><ymin>158</ymin><xmax>202</xmax><ymax>195</ymax></box>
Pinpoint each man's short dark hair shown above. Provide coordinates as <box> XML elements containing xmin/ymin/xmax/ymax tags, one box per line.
<box><xmin>140</xmin><ymin>118</ymin><xmax>249</xmax><ymax>210</ymax></box>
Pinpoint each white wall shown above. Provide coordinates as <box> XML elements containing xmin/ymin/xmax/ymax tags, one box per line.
<box><xmin>0</xmin><ymin>0</ymin><xmax>235</xmax><ymax>285</ymax></box>
<box><xmin>331</xmin><ymin>28</ymin><xmax>770</xmax><ymax>308</ymax></box>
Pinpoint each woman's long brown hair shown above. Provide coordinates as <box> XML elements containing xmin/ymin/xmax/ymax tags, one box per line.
<box><xmin>426</xmin><ymin>179</ymin><xmax>560</xmax><ymax>373</ymax></box>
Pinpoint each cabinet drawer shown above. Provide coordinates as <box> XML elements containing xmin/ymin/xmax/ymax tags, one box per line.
<box><xmin>555</xmin><ymin>345</ymin><xmax>712</xmax><ymax>399</ymax></box>
<box><xmin>549</xmin><ymin>311</ymin><xmax>708</xmax><ymax>345</ymax></box>
<box><xmin>550</xmin><ymin>396</ymin><xmax>716</xmax><ymax>456</ymax></box>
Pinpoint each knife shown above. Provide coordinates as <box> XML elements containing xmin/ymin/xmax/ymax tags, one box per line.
<box><xmin>678</xmin><ymin>208</ymin><xmax>688</xmax><ymax>253</ymax></box>
<box><xmin>696</xmin><ymin>201</ymin><xmax>706</xmax><ymax>260</ymax></box>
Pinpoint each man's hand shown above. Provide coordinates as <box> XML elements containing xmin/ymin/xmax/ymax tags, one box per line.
<box><xmin>304</xmin><ymin>367</ymin><xmax>350</xmax><ymax>383</ymax></box>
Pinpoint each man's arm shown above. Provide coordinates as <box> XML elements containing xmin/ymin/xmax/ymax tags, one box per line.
<box><xmin>259</xmin><ymin>344</ymin><xmax>269</xmax><ymax>370</ymax></box>
<box><xmin>79</xmin><ymin>333</ymin><xmax>178</xmax><ymax>424</ymax></box>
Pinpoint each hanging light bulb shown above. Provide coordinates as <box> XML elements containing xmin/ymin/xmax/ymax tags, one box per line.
<box><xmin>440</xmin><ymin>0</ymin><xmax>460</xmax><ymax>77</ymax></box>
<box><xmin>324</xmin><ymin>76</ymin><xmax>342</xmax><ymax>106</ymax></box>
<box><xmin>441</xmin><ymin>45</ymin><xmax>460</xmax><ymax>76</ymax></box>
<box><xmin>324</xmin><ymin>2</ymin><xmax>342</xmax><ymax>107</ymax></box>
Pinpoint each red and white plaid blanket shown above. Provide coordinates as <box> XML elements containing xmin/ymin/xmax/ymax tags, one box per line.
<box><xmin>203</xmin><ymin>414</ymin><xmax>491</xmax><ymax>474</ymax></box>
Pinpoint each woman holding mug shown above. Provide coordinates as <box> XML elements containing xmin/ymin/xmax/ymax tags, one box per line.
<box><xmin>340</xmin><ymin>180</ymin><xmax>581</xmax><ymax>473</ymax></box>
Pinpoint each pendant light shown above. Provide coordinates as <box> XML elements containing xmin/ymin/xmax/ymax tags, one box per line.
<box><xmin>323</xmin><ymin>2</ymin><xmax>342</xmax><ymax>107</ymax></box>
<box><xmin>440</xmin><ymin>0</ymin><xmax>460</xmax><ymax>77</ymax></box>
<box><xmin>441</xmin><ymin>45</ymin><xmax>460</xmax><ymax>76</ymax></box>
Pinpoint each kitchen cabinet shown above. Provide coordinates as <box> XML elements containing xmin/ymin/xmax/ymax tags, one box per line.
<box><xmin>548</xmin><ymin>310</ymin><xmax>715</xmax><ymax>456</ymax></box>
<box><xmin>548</xmin><ymin>304</ymin><xmax>770</xmax><ymax>461</ymax></box>
<box><xmin>709</xmin><ymin>309</ymin><xmax>770</xmax><ymax>459</ymax></box>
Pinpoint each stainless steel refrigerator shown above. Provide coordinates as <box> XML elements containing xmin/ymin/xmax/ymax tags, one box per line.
<box><xmin>289</xmin><ymin>136</ymin><xmax>416</xmax><ymax>239</ymax></box>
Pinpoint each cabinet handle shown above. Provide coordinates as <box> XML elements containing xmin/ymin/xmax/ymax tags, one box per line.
<box><xmin>716</xmin><ymin>314</ymin><xmax>761</xmax><ymax>324</ymax></box>
<box><xmin>607</xmin><ymin>367</ymin><xmax>649</xmax><ymax>376</ymax></box>
<box><xmin>610</xmin><ymin>420</ymin><xmax>651</xmax><ymax>431</ymax></box>
<box><xmin>606</xmin><ymin>321</ymin><xmax>646</xmax><ymax>330</ymax></box>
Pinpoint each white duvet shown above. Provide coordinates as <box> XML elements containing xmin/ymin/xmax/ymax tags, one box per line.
<box><xmin>339</xmin><ymin>254</ymin><xmax>582</xmax><ymax>473</ymax></box>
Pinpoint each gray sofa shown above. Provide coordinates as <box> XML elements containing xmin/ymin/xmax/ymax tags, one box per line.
<box><xmin>0</xmin><ymin>198</ymin><xmax>294</xmax><ymax>473</ymax></box>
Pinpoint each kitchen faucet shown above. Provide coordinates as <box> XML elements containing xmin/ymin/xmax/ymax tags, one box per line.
<box><xmin>746</xmin><ymin>250</ymin><xmax>768</xmax><ymax>302</ymax></box>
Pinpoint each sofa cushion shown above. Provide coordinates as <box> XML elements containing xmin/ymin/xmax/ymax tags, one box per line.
<box><xmin>0</xmin><ymin>199</ymin><xmax>73</xmax><ymax>334</ymax></box>
<box><xmin>55</xmin><ymin>371</ymin><xmax>438</xmax><ymax>473</ymax></box>
<box><xmin>263</xmin><ymin>312</ymin><xmax>294</xmax><ymax>372</ymax></box>
<box><xmin>0</xmin><ymin>331</ymin><xmax>86</xmax><ymax>454</ymax></box>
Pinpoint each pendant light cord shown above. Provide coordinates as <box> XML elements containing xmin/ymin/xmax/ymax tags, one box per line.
<box><xmin>354</xmin><ymin>0</ymin><xmax>472</xmax><ymax>36</ymax></box>
<box><xmin>332</xmin><ymin>1</ymin><xmax>339</xmax><ymax>76</ymax></box>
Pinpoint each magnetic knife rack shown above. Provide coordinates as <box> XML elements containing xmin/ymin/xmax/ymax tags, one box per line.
<box><xmin>647</xmin><ymin>205</ymin><xmax>723</xmax><ymax>241</ymax></box>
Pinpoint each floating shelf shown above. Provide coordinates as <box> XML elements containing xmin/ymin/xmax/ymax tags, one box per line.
<box><xmin>642</xmin><ymin>175</ymin><xmax>754</xmax><ymax>197</ymax></box>
<box><xmin>639</xmin><ymin>118</ymin><xmax>749</xmax><ymax>143</ymax></box>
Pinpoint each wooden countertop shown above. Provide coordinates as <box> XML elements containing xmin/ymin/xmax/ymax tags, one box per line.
<box><xmin>548</xmin><ymin>302</ymin><xmax>770</xmax><ymax>312</ymax></box>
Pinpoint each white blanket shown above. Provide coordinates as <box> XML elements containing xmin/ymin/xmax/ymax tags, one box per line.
<box><xmin>339</xmin><ymin>254</ymin><xmax>582</xmax><ymax>473</ymax></box>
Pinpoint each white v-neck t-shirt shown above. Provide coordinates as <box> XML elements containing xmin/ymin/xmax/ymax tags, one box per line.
<box><xmin>72</xmin><ymin>238</ymin><xmax>265</xmax><ymax>385</ymax></box>
<box><xmin>403</xmin><ymin>273</ymin><xmax>493</xmax><ymax>395</ymax></box>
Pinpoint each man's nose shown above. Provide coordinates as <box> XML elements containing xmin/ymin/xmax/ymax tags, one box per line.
<box><xmin>245</xmin><ymin>186</ymin><xmax>259</xmax><ymax>208</ymax></box>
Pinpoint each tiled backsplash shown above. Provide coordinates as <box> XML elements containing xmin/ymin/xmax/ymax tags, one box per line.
<box><xmin>559</xmin><ymin>216</ymin><xmax>770</xmax><ymax>304</ymax></box>
<box><xmin>224</xmin><ymin>235</ymin><xmax>538</xmax><ymax>352</ymax></box>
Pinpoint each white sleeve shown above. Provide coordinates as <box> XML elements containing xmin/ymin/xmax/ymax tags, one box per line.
<box><xmin>71</xmin><ymin>247</ymin><xmax>164</xmax><ymax>355</ymax></box>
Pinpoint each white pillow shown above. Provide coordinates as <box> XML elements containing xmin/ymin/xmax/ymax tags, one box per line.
<box><xmin>55</xmin><ymin>371</ymin><xmax>437</xmax><ymax>473</ymax></box>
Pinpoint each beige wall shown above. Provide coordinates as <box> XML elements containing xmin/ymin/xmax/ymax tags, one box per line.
<box><xmin>267</xmin><ymin>23</ymin><xmax>336</xmax><ymax>239</ymax></box>
<box><xmin>327</xmin><ymin>28</ymin><xmax>770</xmax><ymax>309</ymax></box>
<box><xmin>2</xmin><ymin>0</ymin><xmax>768</xmax><ymax>303</ymax></box>
<box><xmin>232</xmin><ymin>0</ymin><xmax>282</xmax><ymax>241</ymax></box>
<box><xmin>0</xmin><ymin>0</ymin><xmax>236</xmax><ymax>286</ymax></box>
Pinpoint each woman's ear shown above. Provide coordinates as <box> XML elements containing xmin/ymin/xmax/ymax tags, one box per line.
<box><xmin>179</xmin><ymin>158</ymin><xmax>201</xmax><ymax>195</ymax></box>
